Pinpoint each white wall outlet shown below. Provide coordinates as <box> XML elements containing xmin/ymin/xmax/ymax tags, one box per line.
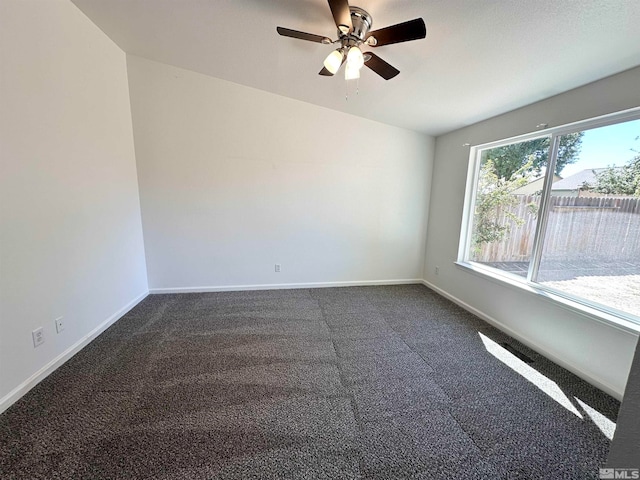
<box><xmin>435</xmin><ymin>266</ymin><xmax>440</xmax><ymax>275</ymax></box>
<box><xmin>275</xmin><ymin>264</ymin><xmax>281</xmax><ymax>273</ymax></box>
<box><xmin>32</xmin><ymin>327</ymin><xmax>44</xmax><ymax>347</ymax></box>
<box><xmin>55</xmin><ymin>316</ymin><xmax>65</xmax><ymax>333</ymax></box>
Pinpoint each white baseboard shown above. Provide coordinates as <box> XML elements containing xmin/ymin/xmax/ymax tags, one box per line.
<box><xmin>150</xmin><ymin>279</ymin><xmax>423</xmax><ymax>294</ymax></box>
<box><xmin>0</xmin><ymin>290</ymin><xmax>149</xmax><ymax>415</ymax></box>
<box><xmin>420</xmin><ymin>280</ymin><xmax>624</xmax><ymax>400</ymax></box>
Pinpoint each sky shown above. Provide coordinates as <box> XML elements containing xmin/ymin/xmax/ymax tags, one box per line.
<box><xmin>560</xmin><ymin>118</ymin><xmax>640</xmax><ymax>177</ymax></box>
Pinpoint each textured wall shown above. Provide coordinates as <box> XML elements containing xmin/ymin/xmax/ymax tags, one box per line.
<box><xmin>127</xmin><ymin>55</ymin><xmax>434</xmax><ymax>291</ymax></box>
<box><xmin>0</xmin><ymin>0</ymin><xmax>148</xmax><ymax>410</ymax></box>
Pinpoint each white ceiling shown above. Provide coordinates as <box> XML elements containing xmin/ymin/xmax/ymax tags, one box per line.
<box><xmin>71</xmin><ymin>0</ymin><xmax>640</xmax><ymax>136</ymax></box>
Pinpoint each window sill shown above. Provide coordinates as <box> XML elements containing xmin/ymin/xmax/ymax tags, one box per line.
<box><xmin>455</xmin><ymin>261</ymin><xmax>640</xmax><ymax>336</ymax></box>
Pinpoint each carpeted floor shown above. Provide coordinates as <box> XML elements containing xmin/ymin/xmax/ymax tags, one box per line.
<box><xmin>0</xmin><ymin>285</ymin><xmax>620</xmax><ymax>479</ymax></box>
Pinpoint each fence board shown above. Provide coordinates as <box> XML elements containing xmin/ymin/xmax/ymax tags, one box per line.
<box><xmin>474</xmin><ymin>195</ymin><xmax>640</xmax><ymax>263</ymax></box>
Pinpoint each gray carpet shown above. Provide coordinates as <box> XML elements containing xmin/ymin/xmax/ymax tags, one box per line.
<box><xmin>0</xmin><ymin>285</ymin><xmax>619</xmax><ymax>479</ymax></box>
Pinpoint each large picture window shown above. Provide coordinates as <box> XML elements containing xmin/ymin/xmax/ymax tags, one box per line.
<box><xmin>460</xmin><ymin>110</ymin><xmax>640</xmax><ymax>323</ymax></box>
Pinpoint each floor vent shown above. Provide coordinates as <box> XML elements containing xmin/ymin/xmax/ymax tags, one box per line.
<box><xmin>499</xmin><ymin>343</ymin><xmax>534</xmax><ymax>364</ymax></box>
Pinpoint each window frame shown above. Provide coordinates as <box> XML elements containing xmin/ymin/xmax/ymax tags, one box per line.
<box><xmin>457</xmin><ymin>107</ymin><xmax>640</xmax><ymax>332</ymax></box>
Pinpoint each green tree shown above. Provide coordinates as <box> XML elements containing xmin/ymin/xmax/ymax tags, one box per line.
<box><xmin>471</xmin><ymin>159</ymin><xmax>536</xmax><ymax>255</ymax></box>
<box><xmin>484</xmin><ymin>132</ymin><xmax>584</xmax><ymax>180</ymax></box>
<box><xmin>584</xmin><ymin>154</ymin><xmax>640</xmax><ymax>196</ymax></box>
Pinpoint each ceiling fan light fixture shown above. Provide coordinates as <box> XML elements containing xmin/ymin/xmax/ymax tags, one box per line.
<box><xmin>346</xmin><ymin>46</ymin><xmax>364</xmax><ymax>70</ymax></box>
<box><xmin>323</xmin><ymin>49</ymin><xmax>344</xmax><ymax>74</ymax></box>
<box><xmin>345</xmin><ymin>63</ymin><xmax>360</xmax><ymax>80</ymax></box>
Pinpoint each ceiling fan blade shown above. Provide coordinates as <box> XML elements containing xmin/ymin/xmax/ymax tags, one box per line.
<box><xmin>327</xmin><ymin>0</ymin><xmax>353</xmax><ymax>34</ymax></box>
<box><xmin>277</xmin><ymin>27</ymin><xmax>331</xmax><ymax>44</ymax></box>
<box><xmin>366</xmin><ymin>18</ymin><xmax>426</xmax><ymax>47</ymax></box>
<box><xmin>364</xmin><ymin>52</ymin><xmax>400</xmax><ymax>80</ymax></box>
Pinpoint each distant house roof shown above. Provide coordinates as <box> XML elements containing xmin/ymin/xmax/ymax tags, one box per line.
<box><xmin>511</xmin><ymin>174</ymin><xmax>562</xmax><ymax>195</ymax></box>
<box><xmin>551</xmin><ymin>168</ymin><xmax>607</xmax><ymax>191</ymax></box>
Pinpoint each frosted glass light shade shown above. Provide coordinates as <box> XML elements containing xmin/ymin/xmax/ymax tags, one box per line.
<box><xmin>346</xmin><ymin>46</ymin><xmax>364</xmax><ymax>69</ymax></box>
<box><xmin>345</xmin><ymin>64</ymin><xmax>360</xmax><ymax>80</ymax></box>
<box><xmin>323</xmin><ymin>50</ymin><xmax>344</xmax><ymax>74</ymax></box>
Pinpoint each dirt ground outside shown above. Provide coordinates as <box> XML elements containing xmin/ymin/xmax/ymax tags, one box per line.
<box><xmin>480</xmin><ymin>260</ymin><xmax>640</xmax><ymax>320</ymax></box>
<box><xmin>541</xmin><ymin>274</ymin><xmax>640</xmax><ymax>319</ymax></box>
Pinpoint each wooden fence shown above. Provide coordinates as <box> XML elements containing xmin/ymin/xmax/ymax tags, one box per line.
<box><xmin>474</xmin><ymin>195</ymin><xmax>640</xmax><ymax>263</ymax></box>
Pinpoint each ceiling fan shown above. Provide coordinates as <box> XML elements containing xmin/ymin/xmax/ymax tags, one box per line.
<box><xmin>277</xmin><ymin>0</ymin><xmax>426</xmax><ymax>81</ymax></box>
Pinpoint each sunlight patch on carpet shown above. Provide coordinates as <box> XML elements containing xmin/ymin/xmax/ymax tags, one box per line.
<box><xmin>479</xmin><ymin>332</ymin><xmax>582</xmax><ymax>418</ymax></box>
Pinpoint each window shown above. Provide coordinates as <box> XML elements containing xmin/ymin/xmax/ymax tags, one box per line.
<box><xmin>460</xmin><ymin>109</ymin><xmax>640</xmax><ymax>324</ymax></box>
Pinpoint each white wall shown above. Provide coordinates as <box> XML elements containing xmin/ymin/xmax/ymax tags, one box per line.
<box><xmin>608</xmin><ymin>340</ymin><xmax>640</xmax><ymax>466</ymax></box>
<box><xmin>127</xmin><ymin>55</ymin><xmax>434</xmax><ymax>292</ymax></box>
<box><xmin>424</xmin><ymin>67</ymin><xmax>640</xmax><ymax>399</ymax></box>
<box><xmin>0</xmin><ymin>0</ymin><xmax>148</xmax><ymax>411</ymax></box>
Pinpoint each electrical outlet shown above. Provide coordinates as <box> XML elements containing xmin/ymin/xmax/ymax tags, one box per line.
<box><xmin>32</xmin><ymin>327</ymin><xmax>44</xmax><ymax>348</ymax></box>
<box><xmin>435</xmin><ymin>266</ymin><xmax>440</xmax><ymax>275</ymax></box>
<box><xmin>275</xmin><ymin>264</ymin><xmax>281</xmax><ymax>273</ymax></box>
<box><xmin>55</xmin><ymin>316</ymin><xmax>65</xmax><ymax>333</ymax></box>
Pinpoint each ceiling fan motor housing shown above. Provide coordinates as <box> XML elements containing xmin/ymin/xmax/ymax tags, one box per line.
<box><xmin>346</xmin><ymin>7</ymin><xmax>372</xmax><ymax>41</ymax></box>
